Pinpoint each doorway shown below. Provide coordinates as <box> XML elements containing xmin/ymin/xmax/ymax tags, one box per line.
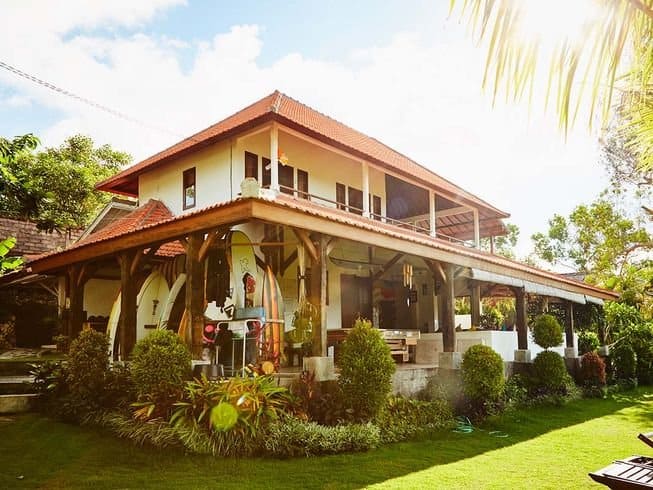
<box><xmin>340</xmin><ymin>274</ymin><xmax>372</xmax><ymax>328</ymax></box>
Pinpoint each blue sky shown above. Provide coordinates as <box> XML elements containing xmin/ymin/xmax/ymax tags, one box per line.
<box><xmin>0</xmin><ymin>1</ymin><xmax>611</xmax><ymax>261</ymax></box>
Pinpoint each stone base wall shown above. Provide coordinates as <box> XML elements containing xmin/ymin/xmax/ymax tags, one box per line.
<box><xmin>392</xmin><ymin>366</ymin><xmax>438</xmax><ymax>397</ymax></box>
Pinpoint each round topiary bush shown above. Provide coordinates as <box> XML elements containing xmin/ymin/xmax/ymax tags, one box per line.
<box><xmin>66</xmin><ymin>328</ymin><xmax>110</xmax><ymax>416</ymax></box>
<box><xmin>611</xmin><ymin>343</ymin><xmax>637</xmax><ymax>381</ymax></box>
<box><xmin>532</xmin><ymin>350</ymin><xmax>568</xmax><ymax>392</ymax></box>
<box><xmin>338</xmin><ymin>318</ymin><xmax>396</xmax><ymax>422</ymax></box>
<box><xmin>461</xmin><ymin>344</ymin><xmax>505</xmax><ymax>404</ymax></box>
<box><xmin>531</xmin><ymin>314</ymin><xmax>564</xmax><ymax>350</ymax></box>
<box><xmin>577</xmin><ymin>330</ymin><xmax>600</xmax><ymax>355</ymax></box>
<box><xmin>578</xmin><ymin>351</ymin><xmax>606</xmax><ymax>387</ymax></box>
<box><xmin>130</xmin><ymin>330</ymin><xmax>191</xmax><ymax>403</ymax></box>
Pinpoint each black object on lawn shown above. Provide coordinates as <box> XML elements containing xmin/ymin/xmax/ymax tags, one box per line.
<box><xmin>589</xmin><ymin>432</ymin><xmax>653</xmax><ymax>489</ymax></box>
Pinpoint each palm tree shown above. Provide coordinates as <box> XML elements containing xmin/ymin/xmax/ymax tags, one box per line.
<box><xmin>450</xmin><ymin>0</ymin><xmax>653</xmax><ymax>169</ymax></box>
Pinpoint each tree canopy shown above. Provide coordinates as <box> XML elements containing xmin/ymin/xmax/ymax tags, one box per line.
<box><xmin>0</xmin><ymin>134</ymin><xmax>129</xmax><ymax>233</ymax></box>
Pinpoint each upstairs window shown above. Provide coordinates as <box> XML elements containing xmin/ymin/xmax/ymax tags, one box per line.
<box><xmin>348</xmin><ymin>187</ymin><xmax>363</xmax><ymax>215</ymax></box>
<box><xmin>336</xmin><ymin>183</ymin><xmax>346</xmax><ymax>210</ymax></box>
<box><xmin>244</xmin><ymin>151</ymin><xmax>258</xmax><ymax>180</ymax></box>
<box><xmin>183</xmin><ymin>167</ymin><xmax>196</xmax><ymax>210</ymax></box>
<box><xmin>262</xmin><ymin>157</ymin><xmax>271</xmax><ymax>188</ymax></box>
<box><xmin>372</xmin><ymin>195</ymin><xmax>381</xmax><ymax>219</ymax></box>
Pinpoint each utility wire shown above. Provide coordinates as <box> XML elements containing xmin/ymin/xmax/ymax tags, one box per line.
<box><xmin>0</xmin><ymin>59</ymin><xmax>196</xmax><ymax>142</ymax></box>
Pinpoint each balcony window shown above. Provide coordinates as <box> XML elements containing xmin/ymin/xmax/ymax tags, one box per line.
<box><xmin>182</xmin><ymin>167</ymin><xmax>196</xmax><ymax>210</ymax></box>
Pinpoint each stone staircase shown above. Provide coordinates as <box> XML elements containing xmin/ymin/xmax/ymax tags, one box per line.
<box><xmin>0</xmin><ymin>349</ymin><xmax>48</xmax><ymax>414</ymax></box>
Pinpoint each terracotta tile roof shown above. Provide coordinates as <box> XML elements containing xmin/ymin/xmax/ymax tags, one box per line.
<box><xmin>72</xmin><ymin>199</ymin><xmax>182</xmax><ymax>257</ymax></box>
<box><xmin>28</xmin><ymin>195</ymin><xmax>616</xmax><ymax>299</ymax></box>
<box><xmin>96</xmin><ymin>91</ymin><xmax>509</xmax><ymax>219</ymax></box>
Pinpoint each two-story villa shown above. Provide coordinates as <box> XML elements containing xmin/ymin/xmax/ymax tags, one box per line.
<box><xmin>25</xmin><ymin>91</ymin><xmax>617</xmax><ymax>370</ymax></box>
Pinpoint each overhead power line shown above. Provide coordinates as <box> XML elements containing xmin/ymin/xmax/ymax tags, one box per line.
<box><xmin>0</xmin><ymin>59</ymin><xmax>193</xmax><ymax>141</ymax></box>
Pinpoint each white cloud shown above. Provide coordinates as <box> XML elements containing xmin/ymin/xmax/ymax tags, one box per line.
<box><xmin>0</xmin><ymin>5</ymin><xmax>608</xmax><ymax>259</ymax></box>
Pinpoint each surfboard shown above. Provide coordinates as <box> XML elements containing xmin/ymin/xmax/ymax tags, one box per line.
<box><xmin>159</xmin><ymin>273</ymin><xmax>186</xmax><ymax>330</ymax></box>
<box><xmin>136</xmin><ymin>271</ymin><xmax>170</xmax><ymax>342</ymax></box>
<box><xmin>262</xmin><ymin>265</ymin><xmax>285</xmax><ymax>368</ymax></box>
<box><xmin>228</xmin><ymin>230</ymin><xmax>259</xmax><ymax>310</ymax></box>
<box><xmin>107</xmin><ymin>292</ymin><xmax>121</xmax><ymax>360</ymax></box>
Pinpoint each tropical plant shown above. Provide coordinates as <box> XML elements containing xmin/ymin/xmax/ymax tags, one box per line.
<box><xmin>374</xmin><ymin>396</ymin><xmax>454</xmax><ymax>443</ymax></box>
<box><xmin>531</xmin><ymin>314</ymin><xmax>564</xmax><ymax>349</ymax></box>
<box><xmin>578</xmin><ymin>352</ymin><xmax>607</xmax><ymax>394</ymax></box>
<box><xmin>0</xmin><ymin>236</ymin><xmax>22</xmax><ymax>275</ymax></box>
<box><xmin>171</xmin><ymin>375</ymin><xmax>296</xmax><ymax>438</ymax></box>
<box><xmin>461</xmin><ymin>345</ymin><xmax>505</xmax><ymax>408</ymax></box>
<box><xmin>337</xmin><ymin>318</ymin><xmax>396</xmax><ymax>422</ymax></box>
<box><xmin>611</xmin><ymin>342</ymin><xmax>637</xmax><ymax>381</ymax></box>
<box><xmin>616</xmin><ymin>322</ymin><xmax>653</xmax><ymax>384</ymax></box>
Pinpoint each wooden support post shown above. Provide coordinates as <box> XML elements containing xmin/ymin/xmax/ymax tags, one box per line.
<box><xmin>118</xmin><ymin>250</ymin><xmax>138</xmax><ymax>358</ymax></box>
<box><xmin>319</xmin><ymin>234</ymin><xmax>328</xmax><ymax>356</ymax></box>
<box><xmin>185</xmin><ymin>233</ymin><xmax>205</xmax><ymax>357</ymax></box>
<box><xmin>429</xmin><ymin>191</ymin><xmax>436</xmax><ymax>238</ymax></box>
<box><xmin>67</xmin><ymin>264</ymin><xmax>85</xmax><ymax>339</ymax></box>
<box><xmin>470</xmin><ymin>281</ymin><xmax>481</xmax><ymax>328</ymax></box>
<box><xmin>514</xmin><ymin>287</ymin><xmax>528</xmax><ymax>350</ymax></box>
<box><xmin>440</xmin><ymin>263</ymin><xmax>456</xmax><ymax>352</ymax></box>
<box><xmin>270</xmin><ymin>123</ymin><xmax>279</xmax><ymax>191</ymax></box>
<box><xmin>373</xmin><ymin>253</ymin><xmax>404</xmax><ymax>282</ymax></box>
<box><xmin>472</xmin><ymin>208</ymin><xmax>480</xmax><ymax>248</ymax></box>
<box><xmin>291</xmin><ymin>227</ymin><xmax>319</xmax><ymax>264</ymax></box>
<box><xmin>362</xmin><ymin>161</ymin><xmax>370</xmax><ymax>218</ymax></box>
<box><xmin>565</xmin><ymin>301</ymin><xmax>574</xmax><ymax>348</ymax></box>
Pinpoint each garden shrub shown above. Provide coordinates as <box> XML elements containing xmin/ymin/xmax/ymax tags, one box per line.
<box><xmin>290</xmin><ymin>372</ymin><xmax>346</xmax><ymax>425</ymax></box>
<box><xmin>130</xmin><ymin>329</ymin><xmax>191</xmax><ymax>413</ymax></box>
<box><xmin>65</xmin><ymin>329</ymin><xmax>110</xmax><ymax>418</ymax></box>
<box><xmin>461</xmin><ymin>345</ymin><xmax>505</xmax><ymax>407</ymax></box>
<box><xmin>531</xmin><ymin>314</ymin><xmax>563</xmax><ymax>349</ymax></box>
<box><xmin>503</xmin><ymin>374</ymin><xmax>529</xmax><ymax>407</ymax></box>
<box><xmin>337</xmin><ymin>318</ymin><xmax>395</xmax><ymax>422</ymax></box>
<box><xmin>31</xmin><ymin>360</ymin><xmax>70</xmax><ymax>416</ymax></box>
<box><xmin>577</xmin><ymin>330</ymin><xmax>600</xmax><ymax>355</ymax></box>
<box><xmin>577</xmin><ymin>352</ymin><xmax>606</xmax><ymax>397</ymax></box>
<box><xmin>374</xmin><ymin>396</ymin><xmax>453</xmax><ymax>443</ymax></box>
<box><xmin>531</xmin><ymin>351</ymin><xmax>569</xmax><ymax>393</ymax></box>
<box><xmin>264</xmin><ymin>417</ymin><xmax>380</xmax><ymax>457</ymax></box>
<box><xmin>616</xmin><ymin>322</ymin><xmax>653</xmax><ymax>385</ymax></box>
<box><xmin>0</xmin><ymin>320</ymin><xmax>16</xmax><ymax>351</ymax></box>
<box><xmin>611</xmin><ymin>342</ymin><xmax>637</xmax><ymax>382</ymax></box>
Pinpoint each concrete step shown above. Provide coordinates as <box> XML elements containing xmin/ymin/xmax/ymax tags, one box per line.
<box><xmin>0</xmin><ymin>394</ymin><xmax>38</xmax><ymax>414</ymax></box>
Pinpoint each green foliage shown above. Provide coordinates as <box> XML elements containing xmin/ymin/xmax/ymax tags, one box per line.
<box><xmin>337</xmin><ymin>318</ymin><xmax>396</xmax><ymax>422</ymax></box>
<box><xmin>611</xmin><ymin>342</ymin><xmax>637</xmax><ymax>382</ymax></box>
<box><xmin>130</xmin><ymin>330</ymin><xmax>191</xmax><ymax>414</ymax></box>
<box><xmin>480</xmin><ymin>222</ymin><xmax>520</xmax><ymax>259</ymax></box>
<box><xmin>617</xmin><ymin>322</ymin><xmax>653</xmax><ymax>385</ymax></box>
<box><xmin>374</xmin><ymin>396</ymin><xmax>454</xmax><ymax>443</ymax></box>
<box><xmin>264</xmin><ymin>417</ymin><xmax>381</xmax><ymax>457</ymax></box>
<box><xmin>0</xmin><ymin>236</ymin><xmax>22</xmax><ymax>275</ymax></box>
<box><xmin>30</xmin><ymin>360</ymin><xmax>70</xmax><ymax>414</ymax></box>
<box><xmin>531</xmin><ymin>314</ymin><xmax>563</xmax><ymax>349</ymax></box>
<box><xmin>66</xmin><ymin>329</ymin><xmax>110</xmax><ymax>417</ymax></box>
<box><xmin>461</xmin><ymin>345</ymin><xmax>505</xmax><ymax>405</ymax></box>
<box><xmin>171</xmin><ymin>375</ymin><xmax>296</xmax><ymax>439</ymax></box>
<box><xmin>578</xmin><ymin>352</ymin><xmax>607</xmax><ymax>389</ymax></box>
<box><xmin>290</xmin><ymin>372</ymin><xmax>346</xmax><ymax>425</ymax></box>
<box><xmin>531</xmin><ymin>351</ymin><xmax>569</xmax><ymax>394</ymax></box>
<box><xmin>503</xmin><ymin>374</ymin><xmax>529</xmax><ymax>407</ymax></box>
<box><xmin>605</xmin><ymin>301</ymin><xmax>643</xmax><ymax>341</ymax></box>
<box><xmin>577</xmin><ymin>331</ymin><xmax>600</xmax><ymax>355</ymax></box>
<box><xmin>0</xmin><ymin>134</ymin><xmax>129</xmax><ymax>232</ymax></box>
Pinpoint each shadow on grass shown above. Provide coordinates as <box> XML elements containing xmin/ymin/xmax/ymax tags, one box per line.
<box><xmin>1</xmin><ymin>388</ymin><xmax>652</xmax><ymax>490</ymax></box>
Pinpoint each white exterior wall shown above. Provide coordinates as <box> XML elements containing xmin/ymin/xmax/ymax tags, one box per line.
<box><xmin>138</xmin><ymin>125</ymin><xmax>387</xmax><ymax>218</ymax></box>
<box><xmin>84</xmin><ymin>279</ymin><xmax>120</xmax><ymax>317</ymax></box>
<box><xmin>138</xmin><ymin>140</ymin><xmax>233</xmax><ymax>215</ymax></box>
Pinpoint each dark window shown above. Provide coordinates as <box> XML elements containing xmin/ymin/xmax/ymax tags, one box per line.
<box><xmin>348</xmin><ymin>187</ymin><xmax>363</xmax><ymax>215</ymax></box>
<box><xmin>244</xmin><ymin>151</ymin><xmax>258</xmax><ymax>180</ymax></box>
<box><xmin>336</xmin><ymin>183</ymin><xmax>346</xmax><ymax>210</ymax></box>
<box><xmin>183</xmin><ymin>168</ymin><xmax>196</xmax><ymax>210</ymax></box>
<box><xmin>279</xmin><ymin>165</ymin><xmax>294</xmax><ymax>195</ymax></box>
<box><xmin>297</xmin><ymin>169</ymin><xmax>309</xmax><ymax>199</ymax></box>
<box><xmin>262</xmin><ymin>158</ymin><xmax>271</xmax><ymax>188</ymax></box>
<box><xmin>372</xmin><ymin>195</ymin><xmax>381</xmax><ymax>219</ymax></box>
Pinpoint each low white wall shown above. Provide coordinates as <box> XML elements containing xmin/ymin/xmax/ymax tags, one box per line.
<box><xmin>417</xmin><ymin>330</ymin><xmax>577</xmax><ymax>363</ymax></box>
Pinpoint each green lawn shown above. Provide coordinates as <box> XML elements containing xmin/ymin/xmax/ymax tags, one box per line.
<box><xmin>2</xmin><ymin>389</ymin><xmax>653</xmax><ymax>489</ymax></box>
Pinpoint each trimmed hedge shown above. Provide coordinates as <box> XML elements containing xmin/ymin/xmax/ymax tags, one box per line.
<box><xmin>531</xmin><ymin>314</ymin><xmax>563</xmax><ymax>349</ymax></box>
<box><xmin>461</xmin><ymin>344</ymin><xmax>505</xmax><ymax>403</ymax></box>
<box><xmin>532</xmin><ymin>351</ymin><xmax>568</xmax><ymax>392</ymax></box>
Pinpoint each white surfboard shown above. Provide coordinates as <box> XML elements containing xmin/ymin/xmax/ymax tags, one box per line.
<box><xmin>136</xmin><ymin>271</ymin><xmax>170</xmax><ymax>342</ymax></box>
<box><xmin>159</xmin><ymin>273</ymin><xmax>186</xmax><ymax>331</ymax></box>
<box><xmin>107</xmin><ymin>292</ymin><xmax>121</xmax><ymax>360</ymax></box>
